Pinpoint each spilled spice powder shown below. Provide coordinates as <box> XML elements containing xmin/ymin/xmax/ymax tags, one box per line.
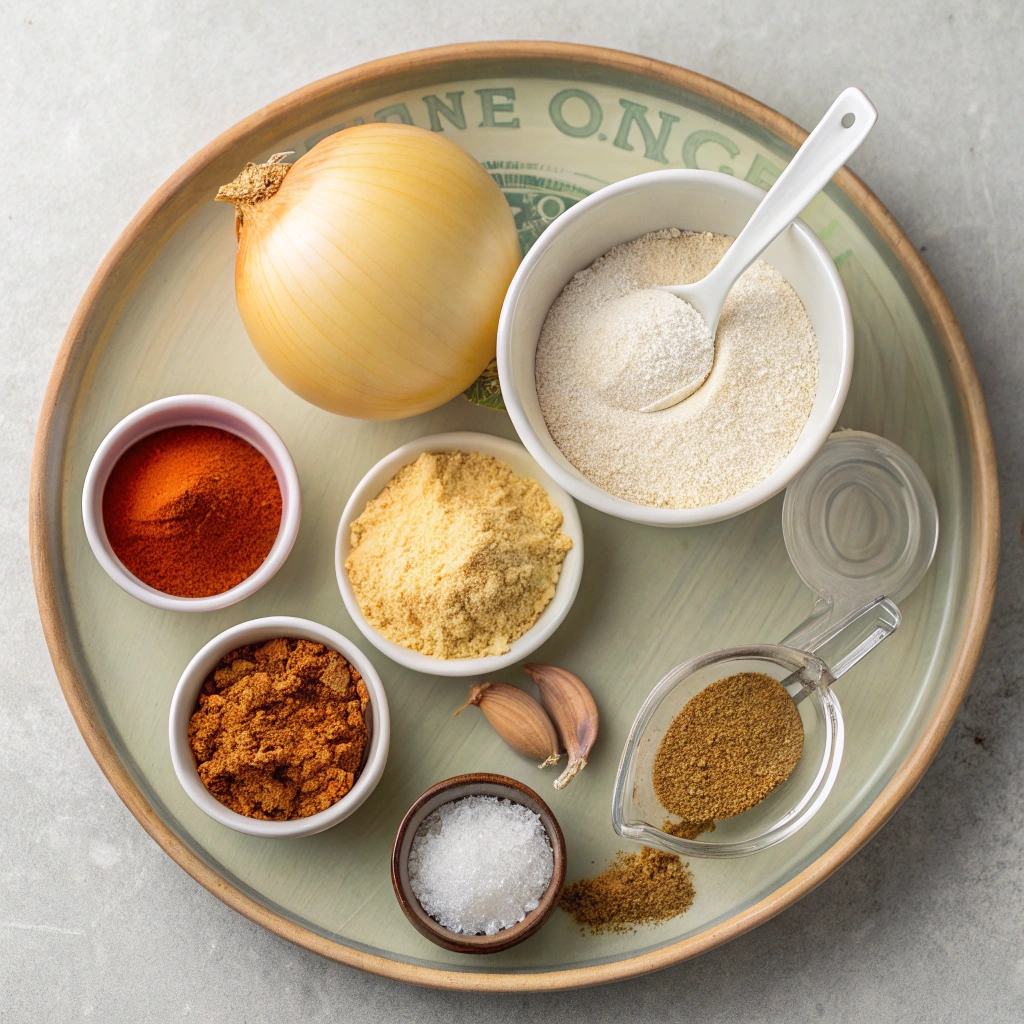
<box><xmin>662</xmin><ymin>818</ymin><xmax>716</xmax><ymax>840</ymax></box>
<box><xmin>560</xmin><ymin>847</ymin><xmax>695</xmax><ymax>934</ymax></box>
<box><xmin>102</xmin><ymin>425</ymin><xmax>282</xmax><ymax>598</ymax></box>
<box><xmin>653</xmin><ymin>671</ymin><xmax>804</xmax><ymax>835</ymax></box>
<box><xmin>188</xmin><ymin>638</ymin><xmax>369</xmax><ymax>820</ymax></box>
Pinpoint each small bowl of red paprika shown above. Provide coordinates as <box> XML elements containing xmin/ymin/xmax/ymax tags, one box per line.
<box><xmin>82</xmin><ymin>394</ymin><xmax>301</xmax><ymax>612</ymax></box>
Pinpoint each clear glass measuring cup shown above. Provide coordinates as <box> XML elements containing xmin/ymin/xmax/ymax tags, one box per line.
<box><xmin>612</xmin><ymin>431</ymin><xmax>939</xmax><ymax>858</ymax></box>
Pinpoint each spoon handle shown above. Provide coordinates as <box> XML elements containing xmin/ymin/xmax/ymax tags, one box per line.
<box><xmin>693</xmin><ymin>87</ymin><xmax>877</xmax><ymax>327</ymax></box>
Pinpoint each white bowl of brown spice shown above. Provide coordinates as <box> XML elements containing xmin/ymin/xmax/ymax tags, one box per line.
<box><xmin>169</xmin><ymin>616</ymin><xmax>389</xmax><ymax>838</ymax></box>
<box><xmin>336</xmin><ymin>432</ymin><xmax>584</xmax><ymax>678</ymax></box>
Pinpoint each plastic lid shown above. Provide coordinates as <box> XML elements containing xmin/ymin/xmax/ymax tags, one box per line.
<box><xmin>782</xmin><ymin>431</ymin><xmax>938</xmax><ymax>614</ymax></box>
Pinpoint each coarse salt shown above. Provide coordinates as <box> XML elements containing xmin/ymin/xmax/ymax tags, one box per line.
<box><xmin>408</xmin><ymin>795</ymin><xmax>554</xmax><ymax>935</ymax></box>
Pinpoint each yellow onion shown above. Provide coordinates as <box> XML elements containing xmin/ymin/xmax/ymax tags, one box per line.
<box><xmin>216</xmin><ymin>124</ymin><xmax>520</xmax><ymax>419</ymax></box>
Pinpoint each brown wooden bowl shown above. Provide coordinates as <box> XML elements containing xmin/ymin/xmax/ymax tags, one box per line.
<box><xmin>391</xmin><ymin>774</ymin><xmax>566</xmax><ymax>954</ymax></box>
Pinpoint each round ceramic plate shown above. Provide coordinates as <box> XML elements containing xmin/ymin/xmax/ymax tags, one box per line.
<box><xmin>31</xmin><ymin>43</ymin><xmax>997</xmax><ymax>991</ymax></box>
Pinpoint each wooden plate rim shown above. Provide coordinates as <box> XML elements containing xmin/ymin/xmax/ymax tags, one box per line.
<box><xmin>29</xmin><ymin>40</ymin><xmax>999</xmax><ymax>992</ymax></box>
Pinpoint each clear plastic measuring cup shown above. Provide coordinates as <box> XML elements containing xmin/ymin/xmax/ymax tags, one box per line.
<box><xmin>612</xmin><ymin>431</ymin><xmax>939</xmax><ymax>858</ymax></box>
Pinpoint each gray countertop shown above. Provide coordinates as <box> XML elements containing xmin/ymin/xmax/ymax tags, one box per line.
<box><xmin>3</xmin><ymin>2</ymin><xmax>1021</xmax><ymax>1020</ymax></box>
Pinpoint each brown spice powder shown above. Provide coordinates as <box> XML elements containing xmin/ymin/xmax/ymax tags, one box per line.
<box><xmin>188</xmin><ymin>638</ymin><xmax>369</xmax><ymax>820</ymax></box>
<box><xmin>560</xmin><ymin>847</ymin><xmax>695</xmax><ymax>934</ymax></box>
<box><xmin>653</xmin><ymin>671</ymin><xmax>803</xmax><ymax>832</ymax></box>
<box><xmin>662</xmin><ymin>817</ymin><xmax>716</xmax><ymax>840</ymax></box>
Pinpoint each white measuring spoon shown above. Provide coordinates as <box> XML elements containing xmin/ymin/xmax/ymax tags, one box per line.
<box><xmin>643</xmin><ymin>87</ymin><xmax>877</xmax><ymax>413</ymax></box>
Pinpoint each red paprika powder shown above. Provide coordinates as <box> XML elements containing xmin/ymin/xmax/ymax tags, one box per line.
<box><xmin>102</xmin><ymin>425</ymin><xmax>282</xmax><ymax>598</ymax></box>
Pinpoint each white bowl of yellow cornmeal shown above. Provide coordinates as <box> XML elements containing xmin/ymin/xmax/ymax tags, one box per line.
<box><xmin>497</xmin><ymin>169</ymin><xmax>854</xmax><ymax>528</ymax></box>
<box><xmin>335</xmin><ymin>432</ymin><xmax>584</xmax><ymax>677</ymax></box>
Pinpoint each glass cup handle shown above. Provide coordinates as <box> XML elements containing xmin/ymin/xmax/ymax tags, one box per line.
<box><xmin>780</xmin><ymin>594</ymin><xmax>836</xmax><ymax>651</ymax></box>
<box><xmin>784</xmin><ymin>596</ymin><xmax>902</xmax><ymax>682</ymax></box>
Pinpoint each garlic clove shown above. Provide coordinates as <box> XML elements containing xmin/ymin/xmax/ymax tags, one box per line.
<box><xmin>524</xmin><ymin>665</ymin><xmax>599</xmax><ymax>789</ymax></box>
<box><xmin>455</xmin><ymin>682</ymin><xmax>561</xmax><ymax>767</ymax></box>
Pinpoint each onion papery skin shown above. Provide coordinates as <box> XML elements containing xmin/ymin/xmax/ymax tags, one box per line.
<box><xmin>232</xmin><ymin>124</ymin><xmax>521</xmax><ymax>420</ymax></box>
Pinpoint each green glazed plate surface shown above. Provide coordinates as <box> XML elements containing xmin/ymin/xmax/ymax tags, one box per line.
<box><xmin>32</xmin><ymin>44</ymin><xmax>996</xmax><ymax>990</ymax></box>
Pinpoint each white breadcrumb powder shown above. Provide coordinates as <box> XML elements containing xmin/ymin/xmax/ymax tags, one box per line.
<box><xmin>535</xmin><ymin>230</ymin><xmax>819</xmax><ymax>509</ymax></box>
<box><xmin>408</xmin><ymin>796</ymin><xmax>554</xmax><ymax>936</ymax></box>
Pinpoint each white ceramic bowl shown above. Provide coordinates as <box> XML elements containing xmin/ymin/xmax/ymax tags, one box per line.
<box><xmin>497</xmin><ymin>169</ymin><xmax>854</xmax><ymax>527</ymax></box>
<box><xmin>336</xmin><ymin>432</ymin><xmax>584</xmax><ymax>678</ymax></box>
<box><xmin>82</xmin><ymin>394</ymin><xmax>301</xmax><ymax>611</ymax></box>
<box><xmin>169</xmin><ymin>616</ymin><xmax>390</xmax><ymax>838</ymax></box>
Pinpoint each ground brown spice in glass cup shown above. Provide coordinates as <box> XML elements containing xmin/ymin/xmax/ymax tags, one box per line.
<box><xmin>653</xmin><ymin>671</ymin><xmax>804</xmax><ymax>837</ymax></box>
<box><xmin>560</xmin><ymin>847</ymin><xmax>696</xmax><ymax>934</ymax></box>
<box><xmin>187</xmin><ymin>637</ymin><xmax>369</xmax><ymax>820</ymax></box>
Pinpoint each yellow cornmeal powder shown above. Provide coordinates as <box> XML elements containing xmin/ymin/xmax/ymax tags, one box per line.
<box><xmin>345</xmin><ymin>451</ymin><xmax>573</xmax><ymax>660</ymax></box>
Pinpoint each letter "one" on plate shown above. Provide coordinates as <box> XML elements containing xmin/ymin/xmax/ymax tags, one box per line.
<box><xmin>476</xmin><ymin>88</ymin><xmax>520</xmax><ymax>128</ymax></box>
<box><xmin>549</xmin><ymin>88</ymin><xmax>603</xmax><ymax>138</ymax></box>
